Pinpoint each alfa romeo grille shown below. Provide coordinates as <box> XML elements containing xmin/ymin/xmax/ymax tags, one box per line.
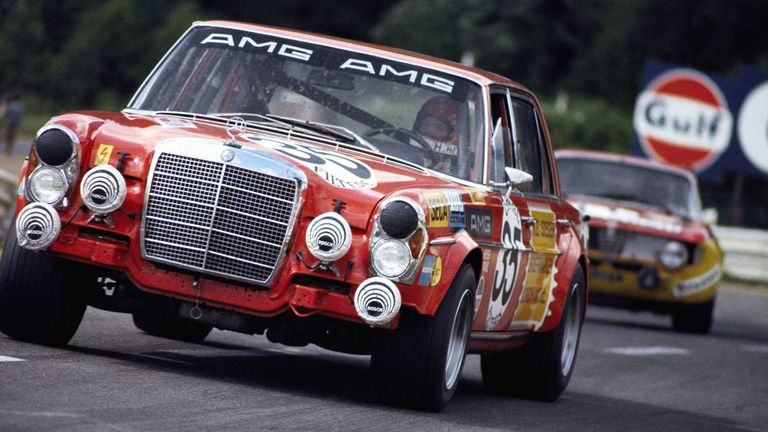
<box><xmin>142</xmin><ymin>153</ymin><xmax>298</xmax><ymax>284</ymax></box>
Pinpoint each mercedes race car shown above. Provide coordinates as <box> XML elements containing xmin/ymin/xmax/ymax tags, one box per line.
<box><xmin>556</xmin><ymin>150</ymin><xmax>723</xmax><ymax>334</ymax></box>
<box><xmin>0</xmin><ymin>21</ymin><xmax>589</xmax><ymax>411</ymax></box>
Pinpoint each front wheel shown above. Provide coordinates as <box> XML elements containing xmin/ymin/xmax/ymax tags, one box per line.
<box><xmin>371</xmin><ymin>264</ymin><xmax>475</xmax><ymax>412</ymax></box>
<box><xmin>0</xmin><ymin>222</ymin><xmax>88</xmax><ymax>346</ymax></box>
<box><xmin>672</xmin><ymin>299</ymin><xmax>714</xmax><ymax>334</ymax></box>
<box><xmin>481</xmin><ymin>266</ymin><xmax>586</xmax><ymax>401</ymax></box>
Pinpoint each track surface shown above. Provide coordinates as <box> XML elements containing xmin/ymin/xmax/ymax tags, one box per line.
<box><xmin>1</xmin><ymin>284</ymin><xmax>766</xmax><ymax>431</ymax></box>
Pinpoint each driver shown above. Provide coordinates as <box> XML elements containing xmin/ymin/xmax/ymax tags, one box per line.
<box><xmin>413</xmin><ymin>96</ymin><xmax>459</xmax><ymax>172</ymax></box>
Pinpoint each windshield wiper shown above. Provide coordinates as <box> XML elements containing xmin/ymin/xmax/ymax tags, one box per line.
<box><xmin>263</xmin><ymin>114</ymin><xmax>379</xmax><ymax>151</ymax></box>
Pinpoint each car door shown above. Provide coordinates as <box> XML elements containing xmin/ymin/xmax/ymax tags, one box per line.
<box><xmin>506</xmin><ymin>91</ymin><xmax>564</xmax><ymax>330</ymax></box>
<box><xmin>470</xmin><ymin>89</ymin><xmax>534</xmax><ymax>332</ymax></box>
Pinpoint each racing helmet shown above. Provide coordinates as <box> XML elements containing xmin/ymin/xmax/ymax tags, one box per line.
<box><xmin>413</xmin><ymin>96</ymin><xmax>459</xmax><ymax>147</ymax></box>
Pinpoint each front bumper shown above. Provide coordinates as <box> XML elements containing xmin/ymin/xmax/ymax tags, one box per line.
<box><xmin>587</xmin><ymin>238</ymin><xmax>722</xmax><ymax>305</ymax></box>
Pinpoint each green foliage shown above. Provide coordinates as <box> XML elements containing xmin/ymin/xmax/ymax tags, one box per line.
<box><xmin>541</xmin><ymin>95</ymin><xmax>633</xmax><ymax>154</ymax></box>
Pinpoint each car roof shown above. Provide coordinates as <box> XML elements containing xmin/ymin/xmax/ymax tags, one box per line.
<box><xmin>555</xmin><ymin>149</ymin><xmax>698</xmax><ymax>184</ymax></box>
<box><xmin>198</xmin><ymin>20</ymin><xmax>531</xmax><ymax>92</ymax></box>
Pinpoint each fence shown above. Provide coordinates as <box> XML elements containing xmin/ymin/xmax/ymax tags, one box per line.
<box><xmin>714</xmin><ymin>226</ymin><xmax>768</xmax><ymax>284</ymax></box>
<box><xmin>0</xmin><ymin>169</ymin><xmax>16</xmax><ymax>245</ymax></box>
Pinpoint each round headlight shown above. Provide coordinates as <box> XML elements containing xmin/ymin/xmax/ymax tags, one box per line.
<box><xmin>34</xmin><ymin>127</ymin><xmax>77</xmax><ymax>166</ymax></box>
<box><xmin>306</xmin><ymin>212</ymin><xmax>352</xmax><ymax>262</ymax></box>
<box><xmin>659</xmin><ymin>241</ymin><xmax>689</xmax><ymax>270</ymax></box>
<box><xmin>380</xmin><ymin>199</ymin><xmax>419</xmax><ymax>239</ymax></box>
<box><xmin>28</xmin><ymin>167</ymin><xmax>68</xmax><ymax>204</ymax></box>
<box><xmin>372</xmin><ymin>239</ymin><xmax>411</xmax><ymax>278</ymax></box>
<box><xmin>80</xmin><ymin>165</ymin><xmax>127</xmax><ymax>215</ymax></box>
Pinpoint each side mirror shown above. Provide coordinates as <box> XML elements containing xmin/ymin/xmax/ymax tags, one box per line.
<box><xmin>490</xmin><ymin>167</ymin><xmax>534</xmax><ymax>192</ymax></box>
<box><xmin>505</xmin><ymin>167</ymin><xmax>533</xmax><ymax>192</ymax></box>
<box><xmin>701</xmin><ymin>208</ymin><xmax>718</xmax><ymax>226</ymax></box>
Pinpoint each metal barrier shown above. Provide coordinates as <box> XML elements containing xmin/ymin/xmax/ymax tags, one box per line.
<box><xmin>714</xmin><ymin>225</ymin><xmax>768</xmax><ymax>283</ymax></box>
<box><xmin>0</xmin><ymin>169</ymin><xmax>17</xmax><ymax>245</ymax></box>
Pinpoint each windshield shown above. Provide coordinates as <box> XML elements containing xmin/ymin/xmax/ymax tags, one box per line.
<box><xmin>557</xmin><ymin>157</ymin><xmax>701</xmax><ymax>219</ymax></box>
<box><xmin>129</xmin><ymin>26</ymin><xmax>486</xmax><ymax>183</ymax></box>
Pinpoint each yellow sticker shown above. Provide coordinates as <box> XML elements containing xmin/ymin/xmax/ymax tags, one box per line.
<box><xmin>513</xmin><ymin>254</ymin><xmax>556</xmax><ymax>324</ymax></box>
<box><xmin>469</xmin><ymin>190</ymin><xmax>487</xmax><ymax>204</ymax></box>
<box><xmin>431</xmin><ymin>256</ymin><xmax>443</xmax><ymax>286</ymax></box>
<box><xmin>530</xmin><ymin>210</ymin><xmax>556</xmax><ymax>252</ymax></box>
<box><xmin>425</xmin><ymin>192</ymin><xmax>449</xmax><ymax>228</ymax></box>
<box><xmin>94</xmin><ymin>144</ymin><xmax>113</xmax><ymax>166</ymax></box>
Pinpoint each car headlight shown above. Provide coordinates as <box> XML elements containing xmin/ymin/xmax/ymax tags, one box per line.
<box><xmin>34</xmin><ymin>127</ymin><xmax>77</xmax><ymax>167</ymax></box>
<box><xmin>306</xmin><ymin>212</ymin><xmax>352</xmax><ymax>262</ymax></box>
<box><xmin>371</xmin><ymin>239</ymin><xmax>411</xmax><ymax>278</ymax></box>
<box><xmin>369</xmin><ymin>197</ymin><xmax>427</xmax><ymax>282</ymax></box>
<box><xmin>659</xmin><ymin>240</ymin><xmax>689</xmax><ymax>270</ymax></box>
<box><xmin>80</xmin><ymin>165</ymin><xmax>127</xmax><ymax>215</ymax></box>
<box><xmin>28</xmin><ymin>167</ymin><xmax>68</xmax><ymax>204</ymax></box>
<box><xmin>379</xmin><ymin>199</ymin><xmax>419</xmax><ymax>239</ymax></box>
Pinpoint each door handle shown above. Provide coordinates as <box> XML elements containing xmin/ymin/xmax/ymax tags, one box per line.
<box><xmin>521</xmin><ymin>216</ymin><xmax>536</xmax><ymax>226</ymax></box>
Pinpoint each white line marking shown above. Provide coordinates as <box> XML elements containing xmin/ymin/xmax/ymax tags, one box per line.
<box><xmin>742</xmin><ymin>344</ymin><xmax>768</xmax><ymax>353</ymax></box>
<box><xmin>605</xmin><ymin>346</ymin><xmax>691</xmax><ymax>356</ymax></box>
<box><xmin>0</xmin><ymin>355</ymin><xmax>25</xmax><ymax>362</ymax></box>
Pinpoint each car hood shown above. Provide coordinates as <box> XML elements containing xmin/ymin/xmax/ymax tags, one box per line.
<box><xmin>61</xmin><ymin>111</ymin><xmax>466</xmax><ymax>230</ymax></box>
<box><xmin>567</xmin><ymin>197</ymin><xmax>707</xmax><ymax>243</ymax></box>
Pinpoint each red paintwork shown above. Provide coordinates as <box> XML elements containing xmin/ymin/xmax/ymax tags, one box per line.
<box><xmin>14</xmin><ymin>23</ymin><xmax>587</xmax><ymax>349</ymax></box>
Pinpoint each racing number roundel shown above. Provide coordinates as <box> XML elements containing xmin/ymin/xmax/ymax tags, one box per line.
<box><xmin>634</xmin><ymin>69</ymin><xmax>733</xmax><ymax>171</ymax></box>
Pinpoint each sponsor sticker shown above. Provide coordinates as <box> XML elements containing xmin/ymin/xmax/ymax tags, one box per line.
<box><xmin>674</xmin><ymin>265</ymin><xmax>721</xmax><ymax>297</ymax></box>
<box><xmin>425</xmin><ymin>192</ymin><xmax>449</xmax><ymax>228</ymax></box>
<box><xmin>485</xmin><ymin>197</ymin><xmax>525</xmax><ymax>330</ymax></box>
<box><xmin>531</xmin><ymin>209</ymin><xmax>556</xmax><ymax>252</ymax></box>
<box><xmin>512</xmin><ymin>254</ymin><xmax>558</xmax><ymax>328</ymax></box>
<box><xmin>94</xmin><ymin>144</ymin><xmax>113</xmax><ymax>166</ymax></box>
<box><xmin>431</xmin><ymin>256</ymin><xmax>442</xmax><ymax>286</ymax></box>
<box><xmin>418</xmin><ymin>255</ymin><xmax>437</xmax><ymax>286</ymax></box>
<box><xmin>466</xmin><ymin>208</ymin><xmax>492</xmax><ymax>238</ymax></box>
<box><xmin>445</xmin><ymin>191</ymin><xmax>465</xmax><ymax>230</ymax></box>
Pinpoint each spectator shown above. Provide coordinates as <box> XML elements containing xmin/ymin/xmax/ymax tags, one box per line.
<box><xmin>2</xmin><ymin>92</ymin><xmax>25</xmax><ymax>155</ymax></box>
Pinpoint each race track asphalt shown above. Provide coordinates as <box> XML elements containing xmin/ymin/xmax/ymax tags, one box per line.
<box><xmin>0</xmin><ymin>283</ymin><xmax>766</xmax><ymax>432</ymax></box>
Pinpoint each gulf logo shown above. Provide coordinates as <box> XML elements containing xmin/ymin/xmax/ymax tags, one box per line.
<box><xmin>634</xmin><ymin>69</ymin><xmax>733</xmax><ymax>171</ymax></box>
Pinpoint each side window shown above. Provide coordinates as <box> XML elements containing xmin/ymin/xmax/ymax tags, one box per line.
<box><xmin>490</xmin><ymin>93</ymin><xmax>514</xmax><ymax>184</ymax></box>
<box><xmin>508</xmin><ymin>97</ymin><xmax>545</xmax><ymax>194</ymax></box>
<box><xmin>534</xmin><ymin>110</ymin><xmax>555</xmax><ymax>194</ymax></box>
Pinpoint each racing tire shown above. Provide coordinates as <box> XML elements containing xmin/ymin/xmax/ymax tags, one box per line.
<box><xmin>481</xmin><ymin>266</ymin><xmax>585</xmax><ymax>402</ymax></box>
<box><xmin>371</xmin><ymin>264</ymin><xmax>475</xmax><ymax>412</ymax></box>
<box><xmin>132</xmin><ymin>301</ymin><xmax>212</xmax><ymax>343</ymax></box>
<box><xmin>0</xmin><ymin>222</ymin><xmax>88</xmax><ymax>347</ymax></box>
<box><xmin>671</xmin><ymin>299</ymin><xmax>714</xmax><ymax>334</ymax></box>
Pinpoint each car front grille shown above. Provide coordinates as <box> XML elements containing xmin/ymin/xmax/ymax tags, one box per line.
<box><xmin>142</xmin><ymin>152</ymin><xmax>298</xmax><ymax>285</ymax></box>
<box><xmin>589</xmin><ymin>226</ymin><xmax>667</xmax><ymax>261</ymax></box>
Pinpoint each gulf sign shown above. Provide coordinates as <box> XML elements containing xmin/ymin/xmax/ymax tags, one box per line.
<box><xmin>634</xmin><ymin>69</ymin><xmax>733</xmax><ymax>171</ymax></box>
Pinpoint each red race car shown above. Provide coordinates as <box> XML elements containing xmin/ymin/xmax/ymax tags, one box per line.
<box><xmin>0</xmin><ymin>21</ymin><xmax>588</xmax><ymax>410</ymax></box>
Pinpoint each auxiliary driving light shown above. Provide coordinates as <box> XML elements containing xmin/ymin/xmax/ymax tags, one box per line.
<box><xmin>80</xmin><ymin>165</ymin><xmax>127</xmax><ymax>215</ymax></box>
<box><xmin>15</xmin><ymin>202</ymin><xmax>61</xmax><ymax>250</ymax></box>
<box><xmin>305</xmin><ymin>212</ymin><xmax>352</xmax><ymax>262</ymax></box>
<box><xmin>353</xmin><ymin>277</ymin><xmax>402</xmax><ymax>326</ymax></box>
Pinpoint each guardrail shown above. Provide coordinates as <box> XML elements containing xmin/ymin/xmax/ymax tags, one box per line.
<box><xmin>714</xmin><ymin>225</ymin><xmax>768</xmax><ymax>283</ymax></box>
<box><xmin>0</xmin><ymin>169</ymin><xmax>17</xmax><ymax>245</ymax></box>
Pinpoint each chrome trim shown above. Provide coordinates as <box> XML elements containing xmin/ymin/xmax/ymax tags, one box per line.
<box><xmin>26</xmin><ymin>124</ymin><xmax>81</xmax><ymax>208</ymax></box>
<box><xmin>430</xmin><ymin>237</ymin><xmax>457</xmax><ymax>246</ymax></box>
<box><xmin>369</xmin><ymin>196</ymin><xmax>427</xmax><ymax>284</ymax></box>
<box><xmin>140</xmin><ymin>138</ymin><xmax>307</xmax><ymax>286</ymax></box>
